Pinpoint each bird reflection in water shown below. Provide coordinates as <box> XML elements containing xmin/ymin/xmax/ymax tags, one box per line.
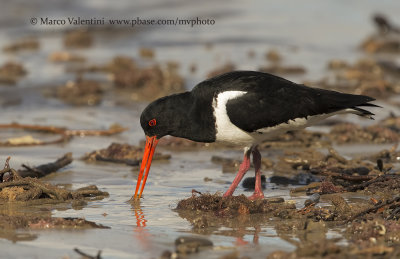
<box><xmin>132</xmin><ymin>201</ymin><xmax>147</xmax><ymax>227</ymax></box>
<box><xmin>131</xmin><ymin>201</ymin><xmax>152</xmax><ymax>252</ymax></box>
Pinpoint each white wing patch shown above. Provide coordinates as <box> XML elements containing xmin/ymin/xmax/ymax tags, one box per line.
<box><xmin>212</xmin><ymin>91</ymin><xmax>255</xmax><ymax>146</ymax></box>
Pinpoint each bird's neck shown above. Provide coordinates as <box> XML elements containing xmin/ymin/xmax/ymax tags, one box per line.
<box><xmin>168</xmin><ymin>93</ymin><xmax>216</xmax><ymax>143</ymax></box>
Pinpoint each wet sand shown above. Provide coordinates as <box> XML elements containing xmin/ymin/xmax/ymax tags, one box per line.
<box><xmin>0</xmin><ymin>1</ymin><xmax>400</xmax><ymax>258</ymax></box>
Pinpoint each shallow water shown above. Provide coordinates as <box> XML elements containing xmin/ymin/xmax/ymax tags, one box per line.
<box><xmin>0</xmin><ymin>0</ymin><xmax>399</xmax><ymax>258</ymax></box>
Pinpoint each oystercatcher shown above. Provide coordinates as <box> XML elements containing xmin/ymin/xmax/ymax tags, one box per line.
<box><xmin>133</xmin><ymin>71</ymin><xmax>379</xmax><ymax>200</ymax></box>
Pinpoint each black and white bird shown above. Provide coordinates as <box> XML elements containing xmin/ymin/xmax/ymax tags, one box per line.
<box><xmin>133</xmin><ymin>71</ymin><xmax>379</xmax><ymax>200</ymax></box>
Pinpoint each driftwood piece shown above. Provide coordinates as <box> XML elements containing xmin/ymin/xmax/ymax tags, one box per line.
<box><xmin>347</xmin><ymin>196</ymin><xmax>400</xmax><ymax>222</ymax></box>
<box><xmin>0</xmin><ymin>157</ymin><xmax>21</xmax><ymax>181</ymax></box>
<box><xmin>0</xmin><ymin>154</ymin><xmax>72</xmax><ymax>182</ymax></box>
<box><xmin>0</xmin><ymin>123</ymin><xmax>127</xmax><ymax>146</ymax></box>
<box><xmin>0</xmin><ymin>157</ymin><xmax>109</xmax><ymax>204</ymax></box>
<box><xmin>345</xmin><ymin>174</ymin><xmax>397</xmax><ymax>192</ymax></box>
<box><xmin>17</xmin><ymin>153</ymin><xmax>73</xmax><ymax>178</ymax></box>
<box><xmin>74</xmin><ymin>248</ymin><xmax>102</xmax><ymax>259</ymax></box>
<box><xmin>0</xmin><ymin>157</ymin><xmax>12</xmax><ymax>179</ymax></box>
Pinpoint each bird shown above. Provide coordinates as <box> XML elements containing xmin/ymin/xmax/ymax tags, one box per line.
<box><xmin>133</xmin><ymin>70</ymin><xmax>379</xmax><ymax>200</ymax></box>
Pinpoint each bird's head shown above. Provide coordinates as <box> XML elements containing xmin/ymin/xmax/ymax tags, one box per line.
<box><xmin>139</xmin><ymin>96</ymin><xmax>173</xmax><ymax>139</ymax></box>
<box><xmin>133</xmin><ymin>93</ymin><xmax>190</xmax><ymax>200</ymax></box>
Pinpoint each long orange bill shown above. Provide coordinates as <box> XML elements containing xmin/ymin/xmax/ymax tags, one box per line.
<box><xmin>134</xmin><ymin>136</ymin><xmax>159</xmax><ymax>199</ymax></box>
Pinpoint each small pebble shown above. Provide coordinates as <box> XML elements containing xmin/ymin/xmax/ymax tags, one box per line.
<box><xmin>377</xmin><ymin>159</ymin><xmax>383</xmax><ymax>172</ymax></box>
<box><xmin>304</xmin><ymin>193</ymin><xmax>320</xmax><ymax>206</ymax></box>
<box><xmin>242</xmin><ymin>175</ymin><xmax>266</xmax><ymax>190</ymax></box>
<box><xmin>203</xmin><ymin>177</ymin><xmax>213</xmax><ymax>182</ymax></box>
<box><xmin>160</xmin><ymin>250</ymin><xmax>172</xmax><ymax>259</ymax></box>
<box><xmin>175</xmin><ymin>236</ymin><xmax>213</xmax><ymax>254</ymax></box>
<box><xmin>269</xmin><ymin>175</ymin><xmax>297</xmax><ymax>185</ymax></box>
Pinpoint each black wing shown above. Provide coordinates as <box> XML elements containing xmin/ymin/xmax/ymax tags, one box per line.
<box><xmin>225</xmin><ymin>73</ymin><xmax>377</xmax><ymax>132</ymax></box>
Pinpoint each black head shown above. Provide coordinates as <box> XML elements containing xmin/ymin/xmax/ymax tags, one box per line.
<box><xmin>134</xmin><ymin>92</ymin><xmax>192</xmax><ymax>200</ymax></box>
<box><xmin>140</xmin><ymin>92</ymin><xmax>192</xmax><ymax>139</ymax></box>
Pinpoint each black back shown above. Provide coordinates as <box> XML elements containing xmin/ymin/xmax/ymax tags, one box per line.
<box><xmin>192</xmin><ymin>71</ymin><xmax>376</xmax><ymax>132</ymax></box>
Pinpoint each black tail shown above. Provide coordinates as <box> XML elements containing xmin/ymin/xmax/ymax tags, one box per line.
<box><xmin>351</xmin><ymin>100</ymin><xmax>381</xmax><ymax>120</ymax></box>
<box><xmin>315</xmin><ymin>88</ymin><xmax>381</xmax><ymax>120</ymax></box>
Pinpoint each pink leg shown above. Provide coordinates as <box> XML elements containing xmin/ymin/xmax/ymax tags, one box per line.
<box><xmin>248</xmin><ymin>147</ymin><xmax>265</xmax><ymax>200</ymax></box>
<box><xmin>223</xmin><ymin>149</ymin><xmax>251</xmax><ymax>197</ymax></box>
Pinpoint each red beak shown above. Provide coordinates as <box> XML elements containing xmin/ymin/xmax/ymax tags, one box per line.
<box><xmin>133</xmin><ymin>136</ymin><xmax>159</xmax><ymax>199</ymax></box>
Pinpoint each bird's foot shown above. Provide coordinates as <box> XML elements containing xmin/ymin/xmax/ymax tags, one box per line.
<box><xmin>222</xmin><ymin>190</ymin><xmax>233</xmax><ymax>198</ymax></box>
<box><xmin>248</xmin><ymin>192</ymin><xmax>264</xmax><ymax>200</ymax></box>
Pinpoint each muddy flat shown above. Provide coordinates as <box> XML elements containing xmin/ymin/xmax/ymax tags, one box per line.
<box><xmin>0</xmin><ymin>1</ymin><xmax>400</xmax><ymax>258</ymax></box>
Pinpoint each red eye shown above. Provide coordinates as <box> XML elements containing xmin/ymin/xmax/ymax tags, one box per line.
<box><xmin>148</xmin><ymin>119</ymin><xmax>156</xmax><ymax>127</ymax></box>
